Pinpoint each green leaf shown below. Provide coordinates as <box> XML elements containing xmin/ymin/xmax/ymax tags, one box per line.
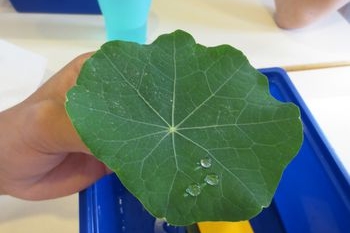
<box><xmin>66</xmin><ymin>30</ymin><xmax>303</xmax><ymax>225</ymax></box>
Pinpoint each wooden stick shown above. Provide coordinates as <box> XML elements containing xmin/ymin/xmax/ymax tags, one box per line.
<box><xmin>283</xmin><ymin>61</ymin><xmax>350</xmax><ymax>72</ymax></box>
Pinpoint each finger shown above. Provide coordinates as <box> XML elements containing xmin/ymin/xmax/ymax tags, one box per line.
<box><xmin>50</xmin><ymin>52</ymin><xmax>95</xmax><ymax>100</ymax></box>
<box><xmin>22</xmin><ymin>98</ymin><xmax>91</xmax><ymax>154</ymax></box>
<box><xmin>13</xmin><ymin>153</ymin><xmax>111</xmax><ymax>200</ymax></box>
<box><xmin>22</xmin><ymin>53</ymin><xmax>95</xmax><ymax>154</ymax></box>
<box><xmin>26</xmin><ymin>52</ymin><xmax>94</xmax><ymax>104</ymax></box>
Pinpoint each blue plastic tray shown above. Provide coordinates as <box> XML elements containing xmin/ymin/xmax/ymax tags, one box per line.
<box><xmin>79</xmin><ymin>67</ymin><xmax>350</xmax><ymax>233</ymax></box>
<box><xmin>9</xmin><ymin>0</ymin><xmax>101</xmax><ymax>14</ymax></box>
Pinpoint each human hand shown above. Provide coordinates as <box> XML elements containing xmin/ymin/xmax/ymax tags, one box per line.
<box><xmin>0</xmin><ymin>53</ymin><xmax>111</xmax><ymax>200</ymax></box>
<box><xmin>274</xmin><ymin>0</ymin><xmax>349</xmax><ymax>29</ymax></box>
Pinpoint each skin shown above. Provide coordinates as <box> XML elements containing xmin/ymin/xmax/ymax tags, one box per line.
<box><xmin>0</xmin><ymin>53</ymin><xmax>111</xmax><ymax>200</ymax></box>
<box><xmin>274</xmin><ymin>0</ymin><xmax>350</xmax><ymax>29</ymax></box>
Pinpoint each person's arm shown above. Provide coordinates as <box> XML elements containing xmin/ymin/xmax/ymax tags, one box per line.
<box><xmin>274</xmin><ymin>0</ymin><xmax>349</xmax><ymax>29</ymax></box>
<box><xmin>0</xmin><ymin>53</ymin><xmax>111</xmax><ymax>200</ymax></box>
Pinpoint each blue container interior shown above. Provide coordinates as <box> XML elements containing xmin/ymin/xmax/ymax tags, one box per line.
<box><xmin>79</xmin><ymin>67</ymin><xmax>350</xmax><ymax>233</ymax></box>
<box><xmin>9</xmin><ymin>0</ymin><xmax>101</xmax><ymax>14</ymax></box>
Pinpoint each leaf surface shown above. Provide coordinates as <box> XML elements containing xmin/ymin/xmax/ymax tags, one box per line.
<box><xmin>66</xmin><ymin>30</ymin><xmax>303</xmax><ymax>225</ymax></box>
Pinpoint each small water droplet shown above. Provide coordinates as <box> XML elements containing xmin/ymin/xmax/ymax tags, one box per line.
<box><xmin>200</xmin><ymin>157</ymin><xmax>212</xmax><ymax>168</ymax></box>
<box><xmin>185</xmin><ymin>184</ymin><xmax>201</xmax><ymax>197</ymax></box>
<box><xmin>204</xmin><ymin>173</ymin><xmax>219</xmax><ymax>186</ymax></box>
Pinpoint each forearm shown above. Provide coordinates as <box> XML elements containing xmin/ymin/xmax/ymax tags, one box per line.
<box><xmin>274</xmin><ymin>0</ymin><xmax>349</xmax><ymax>29</ymax></box>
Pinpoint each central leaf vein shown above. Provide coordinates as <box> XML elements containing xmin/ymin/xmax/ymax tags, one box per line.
<box><xmin>84</xmin><ymin>106</ymin><xmax>168</xmax><ymax>129</ymax></box>
<box><xmin>164</xmin><ymin>132</ymin><xmax>179</xmax><ymax>217</ymax></box>
<box><xmin>171</xmin><ymin>35</ymin><xmax>177</xmax><ymax>128</ymax></box>
<box><xmin>178</xmin><ymin>117</ymin><xmax>296</xmax><ymax>130</ymax></box>
<box><xmin>98</xmin><ymin>130</ymin><xmax>168</xmax><ymax>143</ymax></box>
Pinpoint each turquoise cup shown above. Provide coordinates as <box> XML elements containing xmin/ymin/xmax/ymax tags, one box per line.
<box><xmin>97</xmin><ymin>0</ymin><xmax>152</xmax><ymax>43</ymax></box>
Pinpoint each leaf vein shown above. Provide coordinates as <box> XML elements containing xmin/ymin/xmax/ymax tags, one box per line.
<box><xmin>175</xmin><ymin>131</ymin><xmax>260</xmax><ymax>204</ymax></box>
<box><xmin>102</xmin><ymin>51</ymin><xmax>170</xmax><ymax>127</ymax></box>
<box><xmin>175</xmin><ymin>61</ymin><xmax>246</xmax><ymax>128</ymax></box>
<box><xmin>76</xmin><ymin>103</ymin><xmax>168</xmax><ymax>129</ymax></box>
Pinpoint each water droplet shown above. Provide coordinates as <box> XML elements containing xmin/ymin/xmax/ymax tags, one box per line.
<box><xmin>204</xmin><ymin>173</ymin><xmax>219</xmax><ymax>186</ymax></box>
<box><xmin>185</xmin><ymin>184</ymin><xmax>201</xmax><ymax>197</ymax></box>
<box><xmin>200</xmin><ymin>157</ymin><xmax>212</xmax><ymax>168</ymax></box>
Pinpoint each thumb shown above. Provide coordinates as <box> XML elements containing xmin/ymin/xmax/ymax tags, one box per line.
<box><xmin>23</xmin><ymin>99</ymin><xmax>91</xmax><ymax>155</ymax></box>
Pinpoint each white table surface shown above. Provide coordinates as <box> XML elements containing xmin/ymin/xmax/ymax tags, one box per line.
<box><xmin>288</xmin><ymin>67</ymin><xmax>350</xmax><ymax>178</ymax></box>
<box><xmin>0</xmin><ymin>0</ymin><xmax>349</xmax><ymax>232</ymax></box>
